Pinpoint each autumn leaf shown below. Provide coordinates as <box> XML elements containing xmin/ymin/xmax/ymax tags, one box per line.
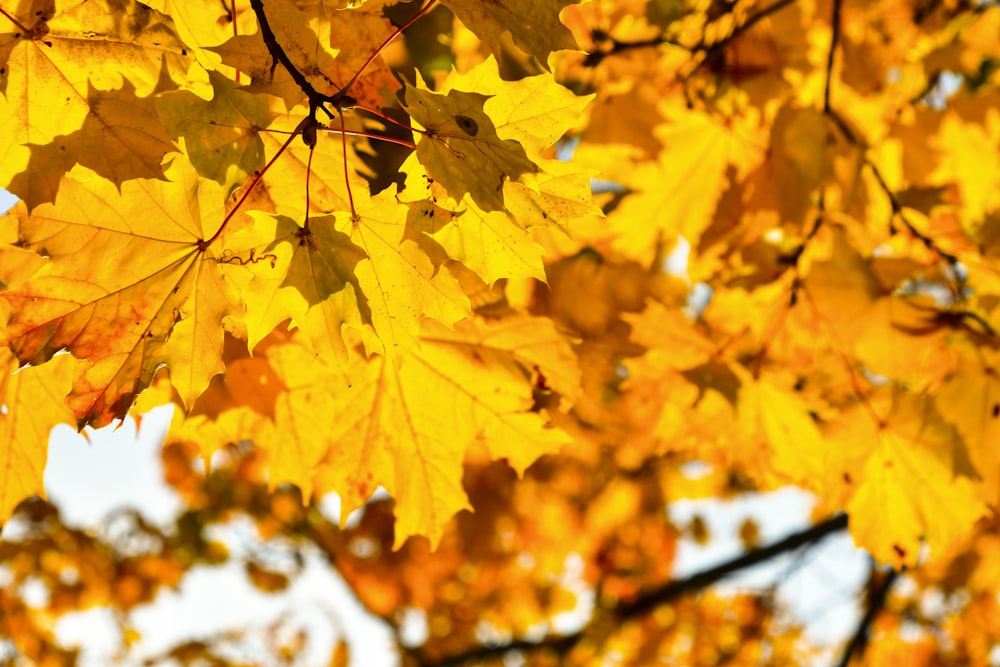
<box><xmin>404</xmin><ymin>179</ymin><xmax>547</xmax><ymax>285</ymax></box>
<box><xmin>5</xmin><ymin>80</ymin><xmax>177</xmax><ymax>210</ymax></box>
<box><xmin>598</xmin><ymin>102</ymin><xmax>764</xmax><ymax>262</ymax></box>
<box><xmin>0</xmin><ymin>0</ymin><xmax>196</xmax><ymax>147</ymax></box>
<box><xmin>739</xmin><ymin>377</ymin><xmax>830</xmax><ymax>488</ymax></box>
<box><xmin>1</xmin><ymin>159</ymin><xmax>242</xmax><ymax>426</ymax></box>
<box><xmin>402</xmin><ymin>78</ymin><xmax>538</xmax><ymax>212</ymax></box>
<box><xmin>440</xmin><ymin>0</ymin><xmax>582</xmax><ymax>67</ymax></box>
<box><xmin>261</xmin><ymin>316</ymin><xmax>574</xmax><ymax>547</ymax></box>
<box><xmin>440</xmin><ymin>56</ymin><xmax>594</xmax><ymax>161</ymax></box>
<box><xmin>221</xmin><ymin>209</ymin><xmax>366</xmax><ymax>367</ymax></box>
<box><xmin>834</xmin><ymin>396</ymin><xmax>988</xmax><ymax>568</ymax></box>
<box><xmin>0</xmin><ymin>348</ymin><xmax>76</xmax><ymax>522</ymax></box>
<box><xmin>246</xmin><ymin>320</ymin><xmax>572</xmax><ymax>545</ymax></box>
<box><xmin>936</xmin><ymin>346</ymin><xmax>1000</xmax><ymax>494</ymax></box>
<box><xmin>147</xmin><ymin>0</ymin><xmax>257</xmax><ymax>69</ymax></box>
<box><xmin>337</xmin><ymin>188</ymin><xmax>470</xmax><ymax>360</ymax></box>
<box><xmin>803</xmin><ymin>225</ymin><xmax>885</xmax><ymax>344</ymax></box>
<box><xmin>156</xmin><ymin>70</ymin><xmax>276</xmax><ymax>188</ymax></box>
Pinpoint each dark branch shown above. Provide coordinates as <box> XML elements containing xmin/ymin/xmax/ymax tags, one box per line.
<box><xmin>863</xmin><ymin>156</ymin><xmax>961</xmax><ymax>267</ymax></box>
<box><xmin>616</xmin><ymin>512</ymin><xmax>848</xmax><ymax>619</ymax></box>
<box><xmin>820</xmin><ymin>28</ymin><xmax>961</xmax><ymax>273</ymax></box>
<box><xmin>581</xmin><ymin>35</ymin><xmax>681</xmax><ymax>67</ymax></box>
<box><xmin>247</xmin><ymin>0</ymin><xmax>354</xmax><ymax>118</ymax></box>
<box><xmin>582</xmin><ymin>0</ymin><xmax>797</xmax><ymax>68</ymax></box>
<box><xmin>835</xmin><ymin>564</ymin><xmax>898</xmax><ymax>667</ymax></box>
<box><xmin>707</xmin><ymin>0</ymin><xmax>799</xmax><ymax>53</ymax></box>
<box><xmin>823</xmin><ymin>0</ymin><xmax>842</xmax><ymax>112</ymax></box>
<box><xmin>420</xmin><ymin>513</ymin><xmax>849</xmax><ymax>667</ymax></box>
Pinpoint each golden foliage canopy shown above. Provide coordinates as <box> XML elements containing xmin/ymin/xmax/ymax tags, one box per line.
<box><xmin>2</xmin><ymin>0</ymin><xmax>1000</xmax><ymax>663</ymax></box>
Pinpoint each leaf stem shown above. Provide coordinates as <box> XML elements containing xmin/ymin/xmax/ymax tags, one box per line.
<box><xmin>203</xmin><ymin>120</ymin><xmax>302</xmax><ymax>248</ymax></box>
<box><xmin>304</xmin><ymin>138</ymin><xmax>314</xmax><ymax>227</ymax></box>
<box><xmin>334</xmin><ymin>0</ymin><xmax>439</xmax><ymax>100</ymax></box>
<box><xmin>0</xmin><ymin>7</ymin><xmax>31</xmax><ymax>33</ymax></box>
<box><xmin>322</xmin><ymin>127</ymin><xmax>416</xmax><ymax>150</ymax></box>
<box><xmin>339</xmin><ymin>112</ymin><xmax>356</xmax><ymax>218</ymax></box>
<box><xmin>353</xmin><ymin>103</ymin><xmax>427</xmax><ymax>135</ymax></box>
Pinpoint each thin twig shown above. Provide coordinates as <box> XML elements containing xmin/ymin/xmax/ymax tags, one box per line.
<box><xmin>863</xmin><ymin>157</ymin><xmax>960</xmax><ymax>266</ymax></box>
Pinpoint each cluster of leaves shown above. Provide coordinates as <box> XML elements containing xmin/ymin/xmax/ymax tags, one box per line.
<box><xmin>0</xmin><ymin>0</ymin><xmax>595</xmax><ymax>546</ymax></box>
<box><xmin>2</xmin><ymin>0</ymin><xmax>1000</xmax><ymax>663</ymax></box>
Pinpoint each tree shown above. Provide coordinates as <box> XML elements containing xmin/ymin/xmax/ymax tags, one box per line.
<box><xmin>1</xmin><ymin>0</ymin><xmax>999</xmax><ymax>663</ymax></box>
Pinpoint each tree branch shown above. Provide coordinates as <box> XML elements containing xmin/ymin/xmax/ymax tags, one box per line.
<box><xmin>582</xmin><ymin>0</ymin><xmax>797</xmax><ymax>68</ymax></box>
<box><xmin>835</xmin><ymin>564</ymin><xmax>898</xmax><ymax>667</ymax></box>
<box><xmin>616</xmin><ymin>512</ymin><xmax>848</xmax><ymax>619</ymax></box>
<box><xmin>818</xmin><ymin>0</ymin><xmax>962</xmax><ymax>275</ymax></box>
<box><xmin>823</xmin><ymin>0</ymin><xmax>842</xmax><ymax>113</ymax></box>
<box><xmin>419</xmin><ymin>513</ymin><xmax>849</xmax><ymax>667</ymax></box>
<box><xmin>707</xmin><ymin>0</ymin><xmax>799</xmax><ymax>53</ymax></box>
<box><xmin>247</xmin><ymin>0</ymin><xmax>354</xmax><ymax>118</ymax></box>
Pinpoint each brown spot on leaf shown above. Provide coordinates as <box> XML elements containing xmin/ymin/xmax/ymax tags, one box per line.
<box><xmin>454</xmin><ymin>114</ymin><xmax>479</xmax><ymax>136</ymax></box>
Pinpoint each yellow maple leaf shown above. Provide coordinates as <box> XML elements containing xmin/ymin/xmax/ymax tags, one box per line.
<box><xmin>936</xmin><ymin>347</ymin><xmax>1000</xmax><ymax>496</ymax></box>
<box><xmin>440</xmin><ymin>0</ymin><xmax>582</xmax><ymax>68</ymax></box>
<box><xmin>222</xmin><ymin>211</ymin><xmax>367</xmax><ymax>366</ymax></box>
<box><xmin>156</xmin><ymin>71</ymin><xmax>277</xmax><ymax>189</ymax></box>
<box><xmin>602</xmin><ymin>103</ymin><xmax>764</xmax><ymax>262</ymax></box>
<box><xmin>1</xmin><ymin>159</ymin><xmax>242</xmax><ymax>426</ymax></box>
<box><xmin>0</xmin><ymin>203</ymin><xmax>45</xmax><ymax>290</ymax></box>
<box><xmin>336</xmin><ymin>189</ymin><xmax>470</xmax><ymax>361</ymax></box>
<box><xmin>402</xmin><ymin>77</ymin><xmax>538</xmax><ymax>213</ymax></box>
<box><xmin>0</xmin><ymin>0</ymin><xmax>197</xmax><ymax>148</ymax></box>
<box><xmin>739</xmin><ymin>377</ymin><xmax>829</xmax><ymax>488</ymax></box>
<box><xmin>402</xmin><ymin>166</ymin><xmax>547</xmax><ymax>285</ymax></box>
<box><xmin>420</xmin><ymin>315</ymin><xmax>581</xmax><ymax>402</ymax></box>
<box><xmin>146</xmin><ymin>0</ymin><xmax>258</xmax><ymax>70</ymax></box>
<box><xmin>0</xmin><ymin>348</ymin><xmax>77</xmax><ymax>522</ymax></box>
<box><xmin>803</xmin><ymin>225</ymin><xmax>885</xmax><ymax>344</ymax></box>
<box><xmin>5</xmin><ymin>80</ymin><xmax>177</xmax><ymax>211</ymax></box>
<box><xmin>835</xmin><ymin>396</ymin><xmax>987</xmax><ymax>568</ymax></box>
<box><xmin>261</xmin><ymin>317</ymin><xmax>575</xmax><ymax>547</ymax></box>
<box><xmin>503</xmin><ymin>159</ymin><xmax>600</xmax><ymax>232</ymax></box>
<box><xmin>439</xmin><ymin>56</ymin><xmax>594</xmax><ymax>161</ymax></box>
<box><xmin>400</xmin><ymin>152</ymin><xmax>595</xmax><ymax>285</ymax></box>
